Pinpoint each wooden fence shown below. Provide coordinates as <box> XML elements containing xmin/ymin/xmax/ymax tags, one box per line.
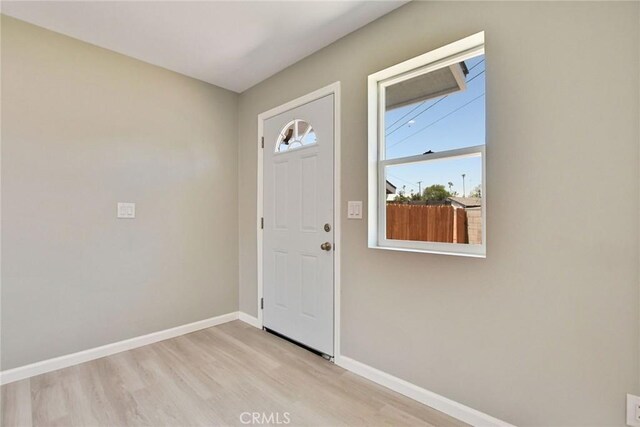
<box><xmin>386</xmin><ymin>204</ymin><xmax>468</xmax><ymax>243</ymax></box>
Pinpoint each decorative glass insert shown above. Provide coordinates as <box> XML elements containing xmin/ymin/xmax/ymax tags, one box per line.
<box><xmin>276</xmin><ymin>119</ymin><xmax>317</xmax><ymax>153</ymax></box>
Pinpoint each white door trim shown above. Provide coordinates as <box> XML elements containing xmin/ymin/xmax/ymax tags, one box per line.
<box><xmin>257</xmin><ymin>81</ymin><xmax>341</xmax><ymax>359</ymax></box>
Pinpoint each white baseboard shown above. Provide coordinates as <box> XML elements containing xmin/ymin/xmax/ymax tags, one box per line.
<box><xmin>335</xmin><ymin>355</ymin><xmax>514</xmax><ymax>427</ymax></box>
<box><xmin>0</xmin><ymin>311</ymin><xmax>239</xmax><ymax>385</ymax></box>
<box><xmin>238</xmin><ymin>312</ymin><xmax>262</xmax><ymax>329</ymax></box>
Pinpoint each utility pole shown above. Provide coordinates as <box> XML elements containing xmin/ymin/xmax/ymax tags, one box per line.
<box><xmin>461</xmin><ymin>174</ymin><xmax>466</xmax><ymax>197</ymax></box>
<box><xmin>417</xmin><ymin>181</ymin><xmax>422</xmax><ymax>196</ymax></box>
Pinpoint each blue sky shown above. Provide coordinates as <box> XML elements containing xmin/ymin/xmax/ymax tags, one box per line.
<box><xmin>384</xmin><ymin>54</ymin><xmax>485</xmax><ymax>197</ymax></box>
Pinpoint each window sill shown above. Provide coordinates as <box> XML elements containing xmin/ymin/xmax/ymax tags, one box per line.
<box><xmin>368</xmin><ymin>243</ymin><xmax>486</xmax><ymax>258</ymax></box>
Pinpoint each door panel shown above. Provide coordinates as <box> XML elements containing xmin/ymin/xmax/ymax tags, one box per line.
<box><xmin>301</xmin><ymin>155</ymin><xmax>318</xmax><ymax>232</ymax></box>
<box><xmin>274</xmin><ymin>161</ymin><xmax>289</xmax><ymax>230</ymax></box>
<box><xmin>274</xmin><ymin>251</ymin><xmax>288</xmax><ymax>308</ymax></box>
<box><xmin>300</xmin><ymin>254</ymin><xmax>319</xmax><ymax>318</ymax></box>
<box><xmin>263</xmin><ymin>94</ymin><xmax>334</xmax><ymax>356</ymax></box>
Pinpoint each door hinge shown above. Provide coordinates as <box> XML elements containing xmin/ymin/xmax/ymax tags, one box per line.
<box><xmin>261</xmin><ymin>136</ymin><xmax>264</xmax><ymax>148</ymax></box>
<box><xmin>261</xmin><ymin>217</ymin><xmax>264</xmax><ymax>229</ymax></box>
<box><xmin>260</xmin><ymin>297</ymin><xmax>264</xmax><ymax>310</ymax></box>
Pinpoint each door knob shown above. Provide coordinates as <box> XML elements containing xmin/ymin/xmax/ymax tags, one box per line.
<box><xmin>320</xmin><ymin>242</ymin><xmax>332</xmax><ymax>251</ymax></box>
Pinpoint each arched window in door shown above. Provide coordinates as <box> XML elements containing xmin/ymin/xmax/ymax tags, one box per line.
<box><xmin>275</xmin><ymin>119</ymin><xmax>317</xmax><ymax>153</ymax></box>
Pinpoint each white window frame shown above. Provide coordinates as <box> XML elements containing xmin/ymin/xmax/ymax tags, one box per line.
<box><xmin>367</xmin><ymin>31</ymin><xmax>486</xmax><ymax>258</ymax></box>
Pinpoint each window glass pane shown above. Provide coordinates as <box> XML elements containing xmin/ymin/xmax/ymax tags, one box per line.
<box><xmin>276</xmin><ymin>119</ymin><xmax>317</xmax><ymax>153</ymax></box>
<box><xmin>385</xmin><ymin>154</ymin><xmax>482</xmax><ymax>244</ymax></box>
<box><xmin>384</xmin><ymin>54</ymin><xmax>485</xmax><ymax>159</ymax></box>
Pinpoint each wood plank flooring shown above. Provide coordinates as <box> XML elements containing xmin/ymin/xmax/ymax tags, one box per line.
<box><xmin>1</xmin><ymin>320</ymin><xmax>467</xmax><ymax>427</ymax></box>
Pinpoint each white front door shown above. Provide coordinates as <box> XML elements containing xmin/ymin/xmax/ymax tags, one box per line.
<box><xmin>263</xmin><ymin>94</ymin><xmax>334</xmax><ymax>356</ymax></box>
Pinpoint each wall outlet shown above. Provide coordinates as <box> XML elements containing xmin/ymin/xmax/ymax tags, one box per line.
<box><xmin>117</xmin><ymin>202</ymin><xmax>136</xmax><ymax>219</ymax></box>
<box><xmin>628</xmin><ymin>394</ymin><xmax>640</xmax><ymax>427</ymax></box>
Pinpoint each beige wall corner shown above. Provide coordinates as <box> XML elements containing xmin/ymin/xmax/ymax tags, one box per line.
<box><xmin>1</xmin><ymin>15</ymin><xmax>240</xmax><ymax>370</ymax></box>
<box><xmin>238</xmin><ymin>2</ymin><xmax>640</xmax><ymax>425</ymax></box>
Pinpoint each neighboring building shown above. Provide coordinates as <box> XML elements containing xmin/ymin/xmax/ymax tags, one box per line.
<box><xmin>386</xmin><ymin>180</ymin><xmax>397</xmax><ymax>195</ymax></box>
<box><xmin>447</xmin><ymin>196</ymin><xmax>482</xmax><ymax>245</ymax></box>
<box><xmin>386</xmin><ymin>180</ymin><xmax>398</xmax><ymax>202</ymax></box>
<box><xmin>447</xmin><ymin>196</ymin><xmax>481</xmax><ymax>209</ymax></box>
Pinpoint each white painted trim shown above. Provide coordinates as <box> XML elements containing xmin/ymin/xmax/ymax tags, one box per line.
<box><xmin>239</xmin><ymin>312</ymin><xmax>261</xmax><ymax>329</ymax></box>
<box><xmin>256</xmin><ymin>82</ymin><xmax>341</xmax><ymax>358</ymax></box>
<box><xmin>367</xmin><ymin>31</ymin><xmax>486</xmax><ymax>257</ymax></box>
<box><xmin>368</xmin><ymin>32</ymin><xmax>485</xmax><ymax>83</ymax></box>
<box><xmin>257</xmin><ymin>115</ymin><xmax>264</xmax><ymax>328</ymax></box>
<box><xmin>333</xmin><ymin>84</ymin><xmax>342</xmax><ymax>361</ymax></box>
<box><xmin>0</xmin><ymin>311</ymin><xmax>239</xmax><ymax>385</ymax></box>
<box><xmin>335</xmin><ymin>356</ymin><xmax>514</xmax><ymax>427</ymax></box>
<box><xmin>380</xmin><ymin>144</ymin><xmax>484</xmax><ymax>167</ymax></box>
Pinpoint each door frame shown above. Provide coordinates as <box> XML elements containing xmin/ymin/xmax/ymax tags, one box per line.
<box><xmin>256</xmin><ymin>81</ymin><xmax>341</xmax><ymax>359</ymax></box>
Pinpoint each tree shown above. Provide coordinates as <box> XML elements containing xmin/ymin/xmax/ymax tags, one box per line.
<box><xmin>469</xmin><ymin>185</ymin><xmax>482</xmax><ymax>198</ymax></box>
<box><xmin>391</xmin><ymin>193</ymin><xmax>410</xmax><ymax>203</ymax></box>
<box><xmin>422</xmin><ymin>184</ymin><xmax>451</xmax><ymax>201</ymax></box>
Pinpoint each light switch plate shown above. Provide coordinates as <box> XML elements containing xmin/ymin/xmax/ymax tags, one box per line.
<box><xmin>347</xmin><ymin>201</ymin><xmax>363</xmax><ymax>219</ymax></box>
<box><xmin>117</xmin><ymin>202</ymin><xmax>135</xmax><ymax>219</ymax></box>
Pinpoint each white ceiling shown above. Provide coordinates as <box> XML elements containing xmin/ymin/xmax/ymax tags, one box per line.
<box><xmin>1</xmin><ymin>1</ymin><xmax>406</xmax><ymax>93</ymax></box>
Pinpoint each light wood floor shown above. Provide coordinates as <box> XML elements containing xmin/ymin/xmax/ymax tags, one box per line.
<box><xmin>1</xmin><ymin>320</ymin><xmax>467</xmax><ymax>427</ymax></box>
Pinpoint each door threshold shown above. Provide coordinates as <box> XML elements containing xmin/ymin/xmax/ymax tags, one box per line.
<box><xmin>263</xmin><ymin>327</ymin><xmax>333</xmax><ymax>361</ymax></box>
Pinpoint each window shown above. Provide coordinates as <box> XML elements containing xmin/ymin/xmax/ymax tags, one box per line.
<box><xmin>368</xmin><ymin>32</ymin><xmax>486</xmax><ymax>257</ymax></box>
<box><xmin>276</xmin><ymin>119</ymin><xmax>317</xmax><ymax>153</ymax></box>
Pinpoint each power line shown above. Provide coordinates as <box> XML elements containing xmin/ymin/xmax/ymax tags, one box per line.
<box><xmin>385</xmin><ymin>100</ymin><xmax>429</xmax><ymax>132</ymax></box>
<box><xmin>464</xmin><ymin>68</ymin><xmax>486</xmax><ymax>83</ymax></box>
<box><xmin>386</xmin><ymin>97</ymin><xmax>448</xmax><ymax>137</ymax></box>
<box><xmin>384</xmin><ymin>60</ymin><xmax>484</xmax><ymax>134</ymax></box>
<box><xmin>387</xmin><ymin>92</ymin><xmax>485</xmax><ymax>150</ymax></box>
<box><xmin>388</xmin><ymin>174</ymin><xmax>417</xmax><ymax>187</ymax></box>
<box><xmin>466</xmin><ymin>58</ymin><xmax>485</xmax><ymax>73</ymax></box>
<box><xmin>385</xmin><ymin>68</ymin><xmax>486</xmax><ymax>138</ymax></box>
<box><xmin>387</xmin><ymin>174</ymin><xmax>418</xmax><ymax>191</ymax></box>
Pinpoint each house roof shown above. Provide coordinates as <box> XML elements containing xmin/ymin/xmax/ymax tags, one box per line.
<box><xmin>447</xmin><ymin>197</ymin><xmax>482</xmax><ymax>208</ymax></box>
<box><xmin>385</xmin><ymin>62</ymin><xmax>468</xmax><ymax>111</ymax></box>
<box><xmin>386</xmin><ymin>180</ymin><xmax>397</xmax><ymax>194</ymax></box>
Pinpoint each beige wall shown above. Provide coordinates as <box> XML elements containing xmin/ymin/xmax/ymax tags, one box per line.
<box><xmin>1</xmin><ymin>16</ymin><xmax>239</xmax><ymax>369</ymax></box>
<box><xmin>2</xmin><ymin>3</ymin><xmax>639</xmax><ymax>425</ymax></box>
<box><xmin>238</xmin><ymin>2</ymin><xmax>640</xmax><ymax>425</ymax></box>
